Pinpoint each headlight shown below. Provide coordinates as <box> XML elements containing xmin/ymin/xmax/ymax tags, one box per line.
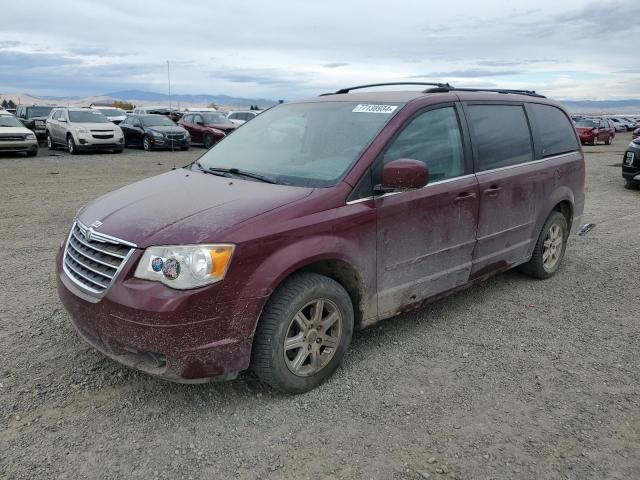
<box><xmin>152</xmin><ymin>131</ymin><xmax>164</xmax><ymax>138</ymax></box>
<box><xmin>134</xmin><ymin>244</ymin><xmax>234</xmax><ymax>289</ymax></box>
<box><xmin>26</xmin><ymin>133</ymin><xmax>36</xmax><ymax>140</ymax></box>
<box><xmin>114</xmin><ymin>128</ymin><xmax>123</xmax><ymax>137</ymax></box>
<box><xmin>75</xmin><ymin>128</ymin><xmax>88</xmax><ymax>134</ymax></box>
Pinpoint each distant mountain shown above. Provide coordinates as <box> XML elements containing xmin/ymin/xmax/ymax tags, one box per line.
<box><xmin>559</xmin><ymin>99</ymin><xmax>640</xmax><ymax>114</ymax></box>
<box><xmin>104</xmin><ymin>90</ymin><xmax>278</xmax><ymax>108</ymax></box>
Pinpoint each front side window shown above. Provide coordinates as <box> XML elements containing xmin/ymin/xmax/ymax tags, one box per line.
<box><xmin>382</xmin><ymin>107</ymin><xmax>465</xmax><ymax>182</ymax></box>
<box><xmin>468</xmin><ymin>104</ymin><xmax>533</xmax><ymax>171</ymax></box>
<box><xmin>528</xmin><ymin>103</ymin><xmax>579</xmax><ymax>157</ymax></box>
<box><xmin>196</xmin><ymin>101</ymin><xmax>400</xmax><ymax>187</ymax></box>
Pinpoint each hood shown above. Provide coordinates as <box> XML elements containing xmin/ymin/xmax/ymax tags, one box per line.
<box><xmin>146</xmin><ymin>125</ymin><xmax>187</xmax><ymax>134</ymax></box>
<box><xmin>0</xmin><ymin>125</ymin><xmax>34</xmax><ymax>135</ymax></box>
<box><xmin>78</xmin><ymin>168</ymin><xmax>313</xmax><ymax>247</ymax></box>
<box><xmin>205</xmin><ymin>123</ymin><xmax>237</xmax><ymax>132</ymax></box>
<box><xmin>25</xmin><ymin>116</ymin><xmax>48</xmax><ymax>123</ymax></box>
<box><xmin>71</xmin><ymin>122</ymin><xmax>117</xmax><ymax>131</ymax></box>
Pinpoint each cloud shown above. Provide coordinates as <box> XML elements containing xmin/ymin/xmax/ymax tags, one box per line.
<box><xmin>322</xmin><ymin>62</ymin><xmax>349</xmax><ymax>68</ymax></box>
<box><xmin>410</xmin><ymin>69</ymin><xmax>522</xmax><ymax>79</ymax></box>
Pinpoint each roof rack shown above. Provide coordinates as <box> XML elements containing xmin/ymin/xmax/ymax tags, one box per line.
<box><xmin>320</xmin><ymin>82</ymin><xmax>452</xmax><ymax>96</ymax></box>
<box><xmin>423</xmin><ymin>86</ymin><xmax>546</xmax><ymax>98</ymax></box>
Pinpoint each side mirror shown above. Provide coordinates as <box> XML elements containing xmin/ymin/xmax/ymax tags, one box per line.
<box><xmin>376</xmin><ymin>159</ymin><xmax>429</xmax><ymax>193</ymax></box>
<box><xmin>59</xmin><ymin>118</ymin><xmax>67</xmax><ymax>123</ymax></box>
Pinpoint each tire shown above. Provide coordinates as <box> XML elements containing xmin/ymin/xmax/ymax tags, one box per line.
<box><xmin>519</xmin><ymin>211</ymin><xmax>569</xmax><ymax>279</ymax></box>
<box><xmin>113</xmin><ymin>148</ymin><xmax>123</xmax><ymax>154</ymax></box>
<box><xmin>252</xmin><ymin>272</ymin><xmax>354</xmax><ymax>394</ymax></box>
<box><xmin>27</xmin><ymin>149</ymin><xmax>38</xmax><ymax>157</ymax></box>
<box><xmin>67</xmin><ymin>135</ymin><xmax>78</xmax><ymax>155</ymax></box>
<box><xmin>46</xmin><ymin>132</ymin><xmax>56</xmax><ymax>150</ymax></box>
<box><xmin>181</xmin><ymin>146</ymin><xmax>190</xmax><ymax>151</ymax></box>
<box><xmin>143</xmin><ymin>136</ymin><xmax>152</xmax><ymax>151</ymax></box>
<box><xmin>624</xmin><ymin>179</ymin><xmax>640</xmax><ymax>190</ymax></box>
<box><xmin>203</xmin><ymin>134</ymin><xmax>214</xmax><ymax>149</ymax></box>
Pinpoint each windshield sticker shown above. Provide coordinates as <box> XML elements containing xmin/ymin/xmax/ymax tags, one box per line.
<box><xmin>352</xmin><ymin>104</ymin><xmax>398</xmax><ymax>114</ymax></box>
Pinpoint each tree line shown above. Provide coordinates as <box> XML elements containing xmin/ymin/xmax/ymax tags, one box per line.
<box><xmin>1</xmin><ymin>99</ymin><xmax>17</xmax><ymax>109</ymax></box>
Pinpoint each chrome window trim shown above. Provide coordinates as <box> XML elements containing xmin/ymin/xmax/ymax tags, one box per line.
<box><xmin>345</xmin><ymin>151</ymin><xmax>579</xmax><ymax>205</ymax></box>
<box><xmin>345</xmin><ymin>174</ymin><xmax>476</xmax><ymax>204</ymax></box>
<box><xmin>62</xmin><ymin>221</ymin><xmax>137</xmax><ymax>298</ymax></box>
<box><xmin>475</xmin><ymin>151</ymin><xmax>577</xmax><ymax>175</ymax></box>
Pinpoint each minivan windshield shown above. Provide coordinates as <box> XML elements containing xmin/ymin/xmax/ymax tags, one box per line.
<box><xmin>141</xmin><ymin>115</ymin><xmax>176</xmax><ymax>126</ymax></box>
<box><xmin>69</xmin><ymin>111</ymin><xmax>111</xmax><ymax>123</ymax></box>
<box><xmin>196</xmin><ymin>102</ymin><xmax>400</xmax><ymax>187</ymax></box>
<box><xmin>575</xmin><ymin>119</ymin><xmax>598</xmax><ymax>128</ymax></box>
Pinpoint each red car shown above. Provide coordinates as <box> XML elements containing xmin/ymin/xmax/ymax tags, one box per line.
<box><xmin>575</xmin><ymin>118</ymin><xmax>615</xmax><ymax>145</ymax></box>
<box><xmin>57</xmin><ymin>84</ymin><xmax>585</xmax><ymax>393</ymax></box>
<box><xmin>178</xmin><ymin>111</ymin><xmax>237</xmax><ymax>148</ymax></box>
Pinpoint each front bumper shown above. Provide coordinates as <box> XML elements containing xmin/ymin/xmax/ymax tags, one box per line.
<box><xmin>0</xmin><ymin>140</ymin><xmax>38</xmax><ymax>153</ymax></box>
<box><xmin>56</xmin><ymin>248</ymin><xmax>266</xmax><ymax>382</ymax></box>
<box><xmin>622</xmin><ymin>147</ymin><xmax>640</xmax><ymax>181</ymax></box>
<box><xmin>149</xmin><ymin>136</ymin><xmax>190</xmax><ymax>149</ymax></box>
<box><xmin>76</xmin><ymin>136</ymin><xmax>124</xmax><ymax>151</ymax></box>
<box><xmin>578</xmin><ymin>133</ymin><xmax>596</xmax><ymax>143</ymax></box>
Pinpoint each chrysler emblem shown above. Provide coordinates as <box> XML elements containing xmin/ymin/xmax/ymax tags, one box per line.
<box><xmin>84</xmin><ymin>227</ymin><xmax>94</xmax><ymax>242</ymax></box>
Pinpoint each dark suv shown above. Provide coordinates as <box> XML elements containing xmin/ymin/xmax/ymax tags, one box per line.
<box><xmin>57</xmin><ymin>83</ymin><xmax>585</xmax><ymax>393</ymax></box>
<box><xmin>622</xmin><ymin>137</ymin><xmax>640</xmax><ymax>189</ymax></box>
<box><xmin>16</xmin><ymin>105</ymin><xmax>57</xmax><ymax>139</ymax></box>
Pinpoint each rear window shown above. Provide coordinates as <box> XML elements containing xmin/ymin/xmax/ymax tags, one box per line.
<box><xmin>529</xmin><ymin>104</ymin><xmax>579</xmax><ymax>157</ymax></box>
<box><xmin>468</xmin><ymin>104</ymin><xmax>533</xmax><ymax>171</ymax></box>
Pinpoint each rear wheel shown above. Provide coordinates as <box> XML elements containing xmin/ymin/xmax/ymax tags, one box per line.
<box><xmin>519</xmin><ymin>211</ymin><xmax>568</xmax><ymax>279</ymax></box>
<box><xmin>252</xmin><ymin>273</ymin><xmax>354</xmax><ymax>393</ymax></box>
<box><xmin>606</xmin><ymin>134</ymin><xmax>614</xmax><ymax>145</ymax></box>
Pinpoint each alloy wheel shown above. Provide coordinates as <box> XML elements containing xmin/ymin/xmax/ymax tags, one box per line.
<box><xmin>542</xmin><ymin>223</ymin><xmax>563</xmax><ymax>271</ymax></box>
<box><xmin>67</xmin><ymin>137</ymin><xmax>74</xmax><ymax>153</ymax></box>
<box><xmin>283</xmin><ymin>299</ymin><xmax>342</xmax><ymax>377</ymax></box>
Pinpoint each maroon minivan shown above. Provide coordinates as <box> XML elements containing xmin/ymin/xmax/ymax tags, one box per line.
<box><xmin>57</xmin><ymin>83</ymin><xmax>585</xmax><ymax>393</ymax></box>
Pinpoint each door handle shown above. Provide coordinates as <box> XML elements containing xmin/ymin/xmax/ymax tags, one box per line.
<box><xmin>483</xmin><ymin>185</ymin><xmax>503</xmax><ymax>197</ymax></box>
<box><xmin>454</xmin><ymin>192</ymin><xmax>477</xmax><ymax>202</ymax></box>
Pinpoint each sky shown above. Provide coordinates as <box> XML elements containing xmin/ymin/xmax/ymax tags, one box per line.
<box><xmin>0</xmin><ymin>0</ymin><xmax>639</xmax><ymax>101</ymax></box>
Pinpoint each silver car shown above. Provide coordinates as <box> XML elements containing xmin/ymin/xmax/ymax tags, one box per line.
<box><xmin>46</xmin><ymin>108</ymin><xmax>125</xmax><ymax>154</ymax></box>
<box><xmin>0</xmin><ymin>109</ymin><xmax>38</xmax><ymax>156</ymax></box>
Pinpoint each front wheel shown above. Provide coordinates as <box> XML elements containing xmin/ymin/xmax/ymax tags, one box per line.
<box><xmin>624</xmin><ymin>179</ymin><xmax>640</xmax><ymax>190</ymax></box>
<box><xmin>46</xmin><ymin>132</ymin><xmax>56</xmax><ymax>150</ymax></box>
<box><xmin>143</xmin><ymin>136</ymin><xmax>152</xmax><ymax>151</ymax></box>
<box><xmin>252</xmin><ymin>273</ymin><xmax>354</xmax><ymax>393</ymax></box>
<box><xmin>519</xmin><ymin>211</ymin><xmax>568</xmax><ymax>279</ymax></box>
<box><xmin>203</xmin><ymin>133</ymin><xmax>214</xmax><ymax>149</ymax></box>
<box><xmin>67</xmin><ymin>135</ymin><xmax>78</xmax><ymax>155</ymax></box>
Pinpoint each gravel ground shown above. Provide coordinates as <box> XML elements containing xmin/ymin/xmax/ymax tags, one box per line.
<box><xmin>1</xmin><ymin>136</ymin><xmax>639</xmax><ymax>480</ymax></box>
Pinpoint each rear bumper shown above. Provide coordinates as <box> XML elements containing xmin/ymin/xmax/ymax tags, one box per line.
<box><xmin>622</xmin><ymin>148</ymin><xmax>640</xmax><ymax>181</ymax></box>
<box><xmin>56</xmin><ymin>248</ymin><xmax>266</xmax><ymax>382</ymax></box>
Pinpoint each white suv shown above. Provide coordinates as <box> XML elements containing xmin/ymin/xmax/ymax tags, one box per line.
<box><xmin>46</xmin><ymin>108</ymin><xmax>125</xmax><ymax>154</ymax></box>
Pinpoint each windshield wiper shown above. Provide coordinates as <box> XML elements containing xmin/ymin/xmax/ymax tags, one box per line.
<box><xmin>193</xmin><ymin>161</ymin><xmax>229</xmax><ymax>177</ymax></box>
<box><xmin>207</xmin><ymin>167</ymin><xmax>276</xmax><ymax>184</ymax></box>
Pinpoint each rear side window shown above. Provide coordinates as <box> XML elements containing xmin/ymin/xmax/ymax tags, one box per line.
<box><xmin>528</xmin><ymin>103</ymin><xmax>579</xmax><ymax>157</ymax></box>
<box><xmin>468</xmin><ymin>104</ymin><xmax>533</xmax><ymax>171</ymax></box>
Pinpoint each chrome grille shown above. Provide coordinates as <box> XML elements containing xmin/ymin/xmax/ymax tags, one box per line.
<box><xmin>63</xmin><ymin>222</ymin><xmax>136</xmax><ymax>296</ymax></box>
<box><xmin>166</xmin><ymin>133</ymin><xmax>184</xmax><ymax>140</ymax></box>
<box><xmin>0</xmin><ymin>134</ymin><xmax>26</xmax><ymax>141</ymax></box>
